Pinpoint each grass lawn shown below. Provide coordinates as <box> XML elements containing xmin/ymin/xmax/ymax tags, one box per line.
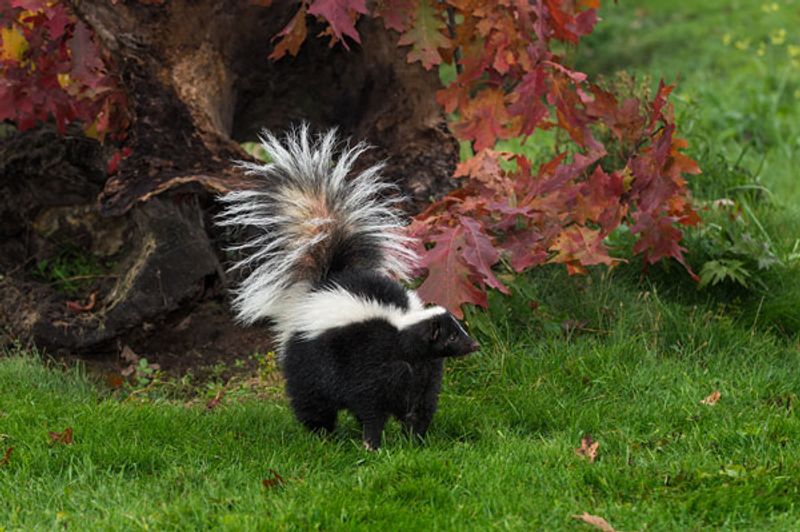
<box><xmin>2</xmin><ymin>0</ymin><xmax>800</xmax><ymax>530</ymax></box>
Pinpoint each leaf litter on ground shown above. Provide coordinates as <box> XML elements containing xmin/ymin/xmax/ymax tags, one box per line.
<box><xmin>700</xmin><ymin>390</ymin><xmax>721</xmax><ymax>405</ymax></box>
<box><xmin>572</xmin><ymin>512</ymin><xmax>617</xmax><ymax>531</ymax></box>
<box><xmin>575</xmin><ymin>434</ymin><xmax>599</xmax><ymax>463</ymax></box>
<box><xmin>48</xmin><ymin>427</ymin><xmax>73</xmax><ymax>445</ymax></box>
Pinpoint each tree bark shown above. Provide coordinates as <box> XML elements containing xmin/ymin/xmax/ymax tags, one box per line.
<box><xmin>0</xmin><ymin>0</ymin><xmax>458</xmax><ymax>355</ymax></box>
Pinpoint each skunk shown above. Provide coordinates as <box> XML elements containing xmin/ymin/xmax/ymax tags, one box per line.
<box><xmin>217</xmin><ymin>125</ymin><xmax>478</xmax><ymax>450</ymax></box>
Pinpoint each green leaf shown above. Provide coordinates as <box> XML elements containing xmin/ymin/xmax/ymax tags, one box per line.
<box><xmin>397</xmin><ymin>0</ymin><xmax>449</xmax><ymax>70</ymax></box>
<box><xmin>698</xmin><ymin>259</ymin><xmax>751</xmax><ymax>288</ymax></box>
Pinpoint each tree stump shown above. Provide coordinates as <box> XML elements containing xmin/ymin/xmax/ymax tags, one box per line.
<box><xmin>0</xmin><ymin>0</ymin><xmax>458</xmax><ymax>356</ymax></box>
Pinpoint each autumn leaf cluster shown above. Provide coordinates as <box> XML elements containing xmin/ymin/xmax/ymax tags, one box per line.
<box><xmin>0</xmin><ymin>0</ymin><xmax>702</xmax><ymax>317</ymax></box>
<box><xmin>0</xmin><ymin>0</ymin><xmax>126</xmax><ymax>139</ymax></box>
<box><xmin>271</xmin><ymin>0</ymin><xmax>701</xmax><ymax>316</ymax></box>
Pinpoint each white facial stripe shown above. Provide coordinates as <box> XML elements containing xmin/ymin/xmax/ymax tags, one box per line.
<box><xmin>274</xmin><ymin>286</ymin><xmax>446</xmax><ymax>346</ymax></box>
<box><xmin>449</xmin><ymin>314</ymin><xmax>469</xmax><ymax>337</ymax></box>
<box><xmin>393</xmin><ymin>306</ymin><xmax>448</xmax><ymax>329</ymax></box>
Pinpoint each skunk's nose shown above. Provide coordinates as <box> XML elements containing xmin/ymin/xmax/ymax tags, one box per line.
<box><xmin>468</xmin><ymin>340</ymin><xmax>480</xmax><ymax>352</ymax></box>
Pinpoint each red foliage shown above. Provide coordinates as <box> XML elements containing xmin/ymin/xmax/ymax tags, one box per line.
<box><xmin>269</xmin><ymin>0</ymin><xmax>701</xmax><ymax>317</ymax></box>
<box><xmin>0</xmin><ymin>0</ymin><xmax>126</xmax><ymax>139</ymax></box>
<box><xmin>2</xmin><ymin>0</ymin><xmax>701</xmax><ymax>318</ymax></box>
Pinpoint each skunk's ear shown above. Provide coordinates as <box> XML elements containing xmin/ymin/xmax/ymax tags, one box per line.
<box><xmin>430</xmin><ymin>318</ymin><xmax>441</xmax><ymax>342</ymax></box>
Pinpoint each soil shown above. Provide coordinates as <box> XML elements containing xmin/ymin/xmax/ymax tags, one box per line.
<box><xmin>122</xmin><ymin>297</ymin><xmax>274</xmax><ymax>379</ymax></box>
<box><xmin>47</xmin><ymin>297</ymin><xmax>276</xmax><ymax>387</ymax></box>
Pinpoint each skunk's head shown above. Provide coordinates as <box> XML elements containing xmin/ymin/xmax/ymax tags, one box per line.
<box><xmin>402</xmin><ymin>309</ymin><xmax>479</xmax><ymax>359</ymax></box>
<box><xmin>434</xmin><ymin>312</ymin><xmax>479</xmax><ymax>357</ymax></box>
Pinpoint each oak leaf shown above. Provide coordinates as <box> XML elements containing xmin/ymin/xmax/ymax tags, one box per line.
<box><xmin>575</xmin><ymin>434</ymin><xmax>599</xmax><ymax>463</ymax></box>
<box><xmin>397</xmin><ymin>0</ymin><xmax>449</xmax><ymax>69</ymax></box>
<box><xmin>550</xmin><ymin>226</ymin><xmax>614</xmax><ymax>269</ymax></box>
<box><xmin>0</xmin><ymin>447</ymin><xmax>12</xmax><ymax>467</ymax></box>
<box><xmin>308</xmin><ymin>0</ymin><xmax>368</xmax><ymax>48</ymax></box>
<box><xmin>459</xmin><ymin>216</ymin><xmax>508</xmax><ymax>295</ymax></box>
<box><xmin>207</xmin><ymin>388</ymin><xmax>226</xmax><ymax>410</ymax></box>
<box><xmin>66</xmin><ymin>291</ymin><xmax>96</xmax><ymax>313</ymax></box>
<box><xmin>262</xmin><ymin>469</ymin><xmax>285</xmax><ymax>489</ymax></box>
<box><xmin>269</xmin><ymin>6</ymin><xmax>308</xmax><ymax>60</ymax></box>
<box><xmin>454</xmin><ymin>89</ymin><xmax>516</xmax><ymax>151</ymax></box>
<box><xmin>375</xmin><ymin>0</ymin><xmax>414</xmax><ymax>32</ymax></box>
<box><xmin>415</xmin><ymin>225</ymin><xmax>487</xmax><ymax>318</ymax></box>
<box><xmin>572</xmin><ymin>512</ymin><xmax>617</xmax><ymax>532</ymax></box>
<box><xmin>700</xmin><ymin>390</ymin><xmax>721</xmax><ymax>406</ymax></box>
<box><xmin>49</xmin><ymin>427</ymin><xmax>74</xmax><ymax>445</ymax></box>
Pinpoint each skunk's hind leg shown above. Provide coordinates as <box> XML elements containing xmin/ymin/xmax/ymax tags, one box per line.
<box><xmin>291</xmin><ymin>396</ymin><xmax>338</xmax><ymax>434</ymax></box>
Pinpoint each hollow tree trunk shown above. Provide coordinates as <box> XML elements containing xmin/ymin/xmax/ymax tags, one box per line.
<box><xmin>0</xmin><ymin>0</ymin><xmax>457</xmax><ymax>355</ymax></box>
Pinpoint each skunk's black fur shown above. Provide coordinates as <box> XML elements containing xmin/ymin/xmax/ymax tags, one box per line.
<box><xmin>285</xmin><ymin>270</ymin><xmax>477</xmax><ymax>449</ymax></box>
<box><xmin>217</xmin><ymin>126</ymin><xmax>478</xmax><ymax>450</ymax></box>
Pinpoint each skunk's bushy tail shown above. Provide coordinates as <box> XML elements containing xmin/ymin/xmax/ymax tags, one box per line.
<box><xmin>217</xmin><ymin>125</ymin><xmax>419</xmax><ymax>325</ymax></box>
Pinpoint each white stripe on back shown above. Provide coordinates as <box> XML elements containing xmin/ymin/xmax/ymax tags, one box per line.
<box><xmin>273</xmin><ymin>286</ymin><xmax>445</xmax><ymax>353</ymax></box>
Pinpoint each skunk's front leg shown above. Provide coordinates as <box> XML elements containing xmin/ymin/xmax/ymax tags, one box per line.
<box><xmin>359</xmin><ymin>410</ymin><xmax>388</xmax><ymax>451</ymax></box>
<box><xmin>402</xmin><ymin>401</ymin><xmax>436</xmax><ymax>442</ymax></box>
<box><xmin>402</xmin><ymin>361</ymin><xmax>442</xmax><ymax>442</ymax></box>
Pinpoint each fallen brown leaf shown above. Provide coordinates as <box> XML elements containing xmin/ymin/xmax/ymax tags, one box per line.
<box><xmin>572</xmin><ymin>512</ymin><xmax>617</xmax><ymax>531</ymax></box>
<box><xmin>701</xmin><ymin>390</ymin><xmax>721</xmax><ymax>406</ymax></box>
<box><xmin>575</xmin><ymin>434</ymin><xmax>599</xmax><ymax>463</ymax></box>
<box><xmin>49</xmin><ymin>427</ymin><xmax>74</xmax><ymax>445</ymax></box>
<box><xmin>106</xmin><ymin>374</ymin><xmax>125</xmax><ymax>389</ymax></box>
<box><xmin>66</xmin><ymin>291</ymin><xmax>97</xmax><ymax>313</ymax></box>
<box><xmin>0</xmin><ymin>447</ymin><xmax>13</xmax><ymax>467</ymax></box>
<box><xmin>120</xmin><ymin>345</ymin><xmax>140</xmax><ymax>377</ymax></box>
<box><xmin>262</xmin><ymin>469</ymin><xmax>285</xmax><ymax>489</ymax></box>
<box><xmin>121</xmin><ymin>345</ymin><xmax>139</xmax><ymax>364</ymax></box>
<box><xmin>206</xmin><ymin>388</ymin><xmax>226</xmax><ymax>410</ymax></box>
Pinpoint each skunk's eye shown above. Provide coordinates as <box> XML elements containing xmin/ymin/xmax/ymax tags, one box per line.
<box><xmin>447</xmin><ymin>333</ymin><xmax>457</xmax><ymax>342</ymax></box>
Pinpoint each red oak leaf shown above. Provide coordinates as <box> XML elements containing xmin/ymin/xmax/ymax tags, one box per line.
<box><xmin>550</xmin><ymin>225</ymin><xmax>614</xmax><ymax>269</ymax></box>
<box><xmin>262</xmin><ymin>469</ymin><xmax>285</xmax><ymax>489</ymax></box>
<box><xmin>631</xmin><ymin>211</ymin><xmax>697</xmax><ymax>280</ymax></box>
<box><xmin>700</xmin><ymin>390</ymin><xmax>721</xmax><ymax>405</ymax></box>
<box><xmin>454</xmin><ymin>89</ymin><xmax>517</xmax><ymax>151</ymax></box>
<box><xmin>416</xmin><ymin>225</ymin><xmax>487</xmax><ymax>318</ymax></box>
<box><xmin>375</xmin><ymin>0</ymin><xmax>414</xmax><ymax>33</ymax></box>
<box><xmin>11</xmin><ymin>0</ymin><xmax>45</xmax><ymax>10</ymax></box>
<box><xmin>499</xmin><ymin>231</ymin><xmax>548</xmax><ymax>272</ymax></box>
<box><xmin>68</xmin><ymin>20</ymin><xmax>105</xmax><ymax>87</ymax></box>
<box><xmin>508</xmin><ymin>68</ymin><xmax>549</xmax><ymax>136</ymax></box>
<box><xmin>308</xmin><ymin>0</ymin><xmax>368</xmax><ymax>48</ymax></box>
<box><xmin>459</xmin><ymin>216</ymin><xmax>508</xmax><ymax>294</ymax></box>
<box><xmin>107</xmin><ymin>146</ymin><xmax>132</xmax><ymax>175</ymax></box>
<box><xmin>573</xmin><ymin>166</ymin><xmax>625</xmax><ymax>231</ymax></box>
<box><xmin>453</xmin><ymin>149</ymin><xmax>513</xmax><ymax>194</ymax></box>
<box><xmin>48</xmin><ymin>427</ymin><xmax>74</xmax><ymax>445</ymax></box>
<box><xmin>66</xmin><ymin>291</ymin><xmax>97</xmax><ymax>313</ymax></box>
<box><xmin>583</xmin><ymin>85</ymin><xmax>646</xmax><ymax>144</ymax></box>
<box><xmin>575</xmin><ymin>434</ymin><xmax>599</xmax><ymax>463</ymax></box>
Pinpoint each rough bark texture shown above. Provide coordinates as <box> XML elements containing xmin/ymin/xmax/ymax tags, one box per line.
<box><xmin>0</xmin><ymin>0</ymin><xmax>458</xmax><ymax>359</ymax></box>
<box><xmin>74</xmin><ymin>0</ymin><xmax>457</xmax><ymax>214</ymax></box>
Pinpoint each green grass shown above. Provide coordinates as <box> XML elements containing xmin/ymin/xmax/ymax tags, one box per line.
<box><xmin>577</xmin><ymin>0</ymin><xmax>800</xmax><ymax>336</ymax></box>
<box><xmin>2</xmin><ymin>268</ymin><xmax>800</xmax><ymax>530</ymax></box>
<box><xmin>3</xmin><ymin>0</ymin><xmax>800</xmax><ymax>529</ymax></box>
